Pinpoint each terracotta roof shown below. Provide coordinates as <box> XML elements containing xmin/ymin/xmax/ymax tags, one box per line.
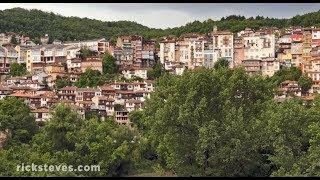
<box><xmin>38</xmin><ymin>91</ymin><xmax>57</xmax><ymax>97</ymax></box>
<box><xmin>76</xmin><ymin>87</ymin><xmax>100</xmax><ymax>92</ymax></box>
<box><xmin>133</xmin><ymin>90</ymin><xmax>147</xmax><ymax>94</ymax></box>
<box><xmin>76</xmin><ymin>100</ymin><xmax>94</xmax><ymax>105</ymax></box>
<box><xmin>95</xmin><ymin>95</ymin><xmax>115</xmax><ymax>101</ymax></box>
<box><xmin>144</xmin><ymin>80</ymin><xmax>155</xmax><ymax>84</ymax></box>
<box><xmin>112</xmin><ymin>82</ymin><xmax>130</xmax><ymax>85</ymax></box>
<box><xmin>212</xmin><ymin>30</ymin><xmax>233</xmax><ymax>35</ymax></box>
<box><xmin>60</xmin><ymin>86</ymin><xmax>77</xmax><ymax>91</ymax></box>
<box><xmin>9</xmin><ymin>92</ymin><xmax>37</xmax><ymax>98</ymax></box>
<box><xmin>57</xmin><ymin>99</ymin><xmax>74</xmax><ymax>104</ymax></box>
<box><xmin>115</xmin><ymin>90</ymin><xmax>135</xmax><ymax>94</ymax></box>
<box><xmin>132</xmin><ymin>82</ymin><xmax>145</xmax><ymax>85</ymax></box>
<box><xmin>0</xmin><ymin>86</ymin><xmax>12</xmax><ymax>91</ymax></box>
<box><xmin>31</xmin><ymin>107</ymin><xmax>52</xmax><ymax>113</ymax></box>
<box><xmin>100</xmin><ymin>85</ymin><xmax>115</xmax><ymax>91</ymax></box>
<box><xmin>69</xmin><ymin>58</ymin><xmax>82</xmax><ymax>63</ymax></box>
<box><xmin>69</xmin><ymin>104</ymin><xmax>85</xmax><ymax>110</ymax></box>
<box><xmin>126</xmin><ymin>99</ymin><xmax>143</xmax><ymax>104</ymax></box>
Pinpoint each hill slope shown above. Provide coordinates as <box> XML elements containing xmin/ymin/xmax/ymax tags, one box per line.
<box><xmin>1</xmin><ymin>8</ymin><xmax>320</xmax><ymax>43</ymax></box>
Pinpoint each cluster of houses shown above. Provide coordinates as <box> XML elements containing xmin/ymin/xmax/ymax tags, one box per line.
<box><xmin>159</xmin><ymin>26</ymin><xmax>279</xmax><ymax>75</ymax></box>
<box><xmin>1</xmin><ymin>26</ymin><xmax>320</xmax><ymax>126</ymax></box>
<box><xmin>158</xmin><ymin>26</ymin><xmax>320</xmax><ymax>100</ymax></box>
<box><xmin>0</xmin><ymin>75</ymin><xmax>155</xmax><ymax>126</ymax></box>
<box><xmin>158</xmin><ymin>26</ymin><xmax>320</xmax><ymax>79</ymax></box>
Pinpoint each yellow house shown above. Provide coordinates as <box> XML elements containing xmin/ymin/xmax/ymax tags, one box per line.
<box><xmin>26</xmin><ymin>49</ymin><xmax>33</xmax><ymax>72</ymax></box>
<box><xmin>25</xmin><ymin>47</ymin><xmax>43</xmax><ymax>72</ymax></box>
<box><xmin>282</xmin><ymin>53</ymin><xmax>292</xmax><ymax>60</ymax></box>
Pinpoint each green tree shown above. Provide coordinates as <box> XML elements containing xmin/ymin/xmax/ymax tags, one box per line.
<box><xmin>102</xmin><ymin>52</ymin><xmax>118</xmax><ymax>75</ymax></box>
<box><xmin>147</xmin><ymin>63</ymin><xmax>166</xmax><ymax>80</ymax></box>
<box><xmin>269</xmin><ymin>67</ymin><xmax>302</xmax><ymax>86</ymax></box>
<box><xmin>79</xmin><ymin>48</ymin><xmax>97</xmax><ymax>60</ymax></box>
<box><xmin>266</xmin><ymin>97</ymin><xmax>320</xmax><ymax>176</ymax></box>
<box><xmin>213</xmin><ymin>58</ymin><xmax>229</xmax><ymax>70</ymax></box>
<box><xmin>74</xmin><ymin>69</ymin><xmax>105</xmax><ymax>88</ymax></box>
<box><xmin>0</xmin><ymin>104</ymin><xmax>143</xmax><ymax>176</ymax></box>
<box><xmin>136</xmin><ymin>67</ymin><xmax>275</xmax><ymax>176</ymax></box>
<box><xmin>0</xmin><ymin>97</ymin><xmax>37</xmax><ymax>146</ymax></box>
<box><xmin>54</xmin><ymin>76</ymin><xmax>72</xmax><ymax>89</ymax></box>
<box><xmin>298</xmin><ymin>75</ymin><xmax>313</xmax><ymax>95</ymax></box>
<box><xmin>9</xmin><ymin>62</ymin><xmax>27</xmax><ymax>77</ymax></box>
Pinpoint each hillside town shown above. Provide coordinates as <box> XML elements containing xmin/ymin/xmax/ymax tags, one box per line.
<box><xmin>0</xmin><ymin>25</ymin><xmax>319</xmax><ymax>126</ymax></box>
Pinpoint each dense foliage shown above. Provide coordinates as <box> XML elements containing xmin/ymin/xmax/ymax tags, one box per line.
<box><xmin>74</xmin><ymin>69</ymin><xmax>106</xmax><ymax>88</ymax></box>
<box><xmin>268</xmin><ymin>67</ymin><xmax>302</xmax><ymax>86</ymax></box>
<box><xmin>0</xmin><ymin>103</ymin><xmax>146</xmax><ymax>176</ymax></box>
<box><xmin>54</xmin><ymin>75</ymin><xmax>73</xmax><ymax>89</ymax></box>
<box><xmin>1</xmin><ymin>65</ymin><xmax>320</xmax><ymax>176</ymax></box>
<box><xmin>0</xmin><ymin>97</ymin><xmax>38</xmax><ymax>146</ymax></box>
<box><xmin>102</xmin><ymin>53</ymin><xmax>118</xmax><ymax>75</ymax></box>
<box><xmin>79</xmin><ymin>48</ymin><xmax>98</xmax><ymax>60</ymax></box>
<box><xmin>147</xmin><ymin>63</ymin><xmax>167</xmax><ymax>80</ymax></box>
<box><xmin>9</xmin><ymin>62</ymin><xmax>27</xmax><ymax>77</ymax></box>
<box><xmin>2</xmin><ymin>8</ymin><xmax>320</xmax><ymax>43</ymax></box>
<box><xmin>130</xmin><ymin>67</ymin><xmax>320</xmax><ymax>176</ymax></box>
<box><xmin>213</xmin><ymin>58</ymin><xmax>229</xmax><ymax>70</ymax></box>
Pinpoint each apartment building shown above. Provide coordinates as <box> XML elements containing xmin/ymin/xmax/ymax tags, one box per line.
<box><xmin>63</xmin><ymin>38</ymin><xmax>107</xmax><ymax>54</ymax></box>
<box><xmin>122</xmin><ymin>67</ymin><xmax>148</xmax><ymax>79</ymax></box>
<box><xmin>243</xmin><ymin>31</ymin><xmax>275</xmax><ymax>61</ymax></box>
<box><xmin>212</xmin><ymin>26</ymin><xmax>234</xmax><ymax>67</ymax></box>
<box><xmin>91</xmin><ymin>95</ymin><xmax>115</xmax><ymax>117</ymax></box>
<box><xmin>159</xmin><ymin>38</ymin><xmax>176</xmax><ymax>64</ymax></box>
<box><xmin>81</xmin><ymin>57</ymin><xmax>103</xmax><ymax>73</ymax></box>
<box><xmin>304</xmin><ymin>57</ymin><xmax>320</xmax><ymax>84</ymax></box>
<box><xmin>0</xmin><ymin>33</ymin><xmax>12</xmax><ymax>45</ymax></box>
<box><xmin>0</xmin><ymin>46</ymin><xmax>19</xmax><ymax>74</ymax></box>
<box><xmin>291</xmin><ymin>30</ymin><xmax>303</xmax><ymax>67</ymax></box>
<box><xmin>241</xmin><ymin>57</ymin><xmax>280</xmax><ymax>77</ymax></box>
<box><xmin>233</xmin><ymin>37</ymin><xmax>245</xmax><ymax>67</ymax></box>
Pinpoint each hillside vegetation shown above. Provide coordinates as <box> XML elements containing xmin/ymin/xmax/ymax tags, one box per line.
<box><xmin>1</xmin><ymin>8</ymin><xmax>320</xmax><ymax>43</ymax></box>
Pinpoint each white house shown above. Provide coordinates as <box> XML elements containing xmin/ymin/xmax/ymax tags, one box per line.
<box><xmin>122</xmin><ymin>68</ymin><xmax>148</xmax><ymax>79</ymax></box>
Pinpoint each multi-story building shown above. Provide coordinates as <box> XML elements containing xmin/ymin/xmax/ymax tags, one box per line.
<box><xmin>276</xmin><ymin>34</ymin><xmax>292</xmax><ymax>67</ymax></box>
<box><xmin>243</xmin><ymin>31</ymin><xmax>275</xmax><ymax>61</ymax></box>
<box><xmin>125</xmin><ymin>99</ymin><xmax>143</xmax><ymax>112</ymax></box>
<box><xmin>75</xmin><ymin>88</ymin><xmax>101</xmax><ymax>102</ymax></box>
<box><xmin>311</xmin><ymin>28</ymin><xmax>320</xmax><ymax>48</ymax></box>
<box><xmin>212</xmin><ymin>26</ymin><xmax>234</xmax><ymax>67</ymax></box>
<box><xmin>159</xmin><ymin>38</ymin><xmax>176</xmax><ymax>64</ymax></box>
<box><xmin>302</xmin><ymin>29</ymin><xmax>313</xmax><ymax>64</ymax></box>
<box><xmin>233</xmin><ymin>37</ymin><xmax>245</xmax><ymax>68</ymax></box>
<box><xmin>91</xmin><ymin>95</ymin><xmax>115</xmax><ymax>117</ymax></box>
<box><xmin>65</xmin><ymin>45</ymin><xmax>81</xmax><ymax>60</ymax></box>
<box><xmin>63</xmin><ymin>38</ymin><xmax>107</xmax><ymax>54</ymax></box>
<box><xmin>0</xmin><ymin>46</ymin><xmax>19</xmax><ymax>74</ymax></box>
<box><xmin>291</xmin><ymin>30</ymin><xmax>303</xmax><ymax>67</ymax></box>
<box><xmin>66</xmin><ymin>58</ymin><xmax>82</xmax><ymax>73</ymax></box>
<box><xmin>115</xmin><ymin>110</ymin><xmax>130</xmax><ymax>126</ymax></box>
<box><xmin>57</xmin><ymin>86</ymin><xmax>77</xmax><ymax>101</ymax></box>
<box><xmin>304</xmin><ymin>57</ymin><xmax>320</xmax><ymax>84</ymax></box>
<box><xmin>26</xmin><ymin>46</ymin><xmax>44</xmax><ymax>73</ymax></box>
<box><xmin>188</xmin><ymin>35</ymin><xmax>206</xmax><ymax>68</ymax></box>
<box><xmin>0</xmin><ymin>33</ymin><xmax>12</xmax><ymax>45</ymax></box>
<box><xmin>241</xmin><ymin>57</ymin><xmax>279</xmax><ymax>77</ymax></box>
<box><xmin>80</xmin><ymin>57</ymin><xmax>103</xmax><ymax>73</ymax></box>
<box><xmin>203</xmin><ymin>40</ymin><xmax>215</xmax><ymax>68</ymax></box>
<box><xmin>122</xmin><ymin>67</ymin><xmax>148</xmax><ymax>79</ymax></box>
